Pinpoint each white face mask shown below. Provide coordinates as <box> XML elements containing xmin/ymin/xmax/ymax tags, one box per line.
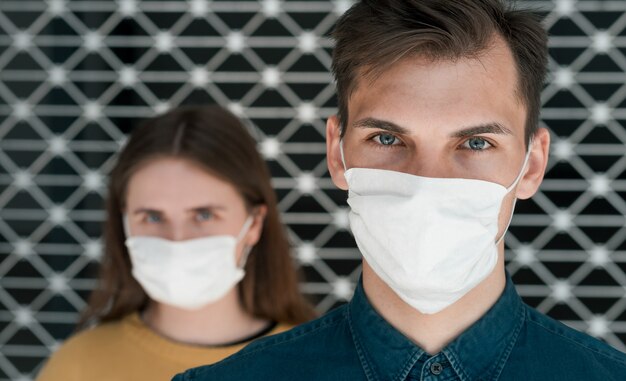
<box><xmin>124</xmin><ymin>217</ymin><xmax>253</xmax><ymax>310</ymax></box>
<box><xmin>340</xmin><ymin>142</ymin><xmax>531</xmax><ymax>314</ymax></box>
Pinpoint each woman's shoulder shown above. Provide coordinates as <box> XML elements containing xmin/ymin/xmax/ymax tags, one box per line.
<box><xmin>269</xmin><ymin>322</ymin><xmax>294</xmax><ymax>336</ymax></box>
<box><xmin>57</xmin><ymin>316</ymin><xmax>129</xmax><ymax>353</ymax></box>
<box><xmin>36</xmin><ymin>315</ymin><xmax>133</xmax><ymax>380</ymax></box>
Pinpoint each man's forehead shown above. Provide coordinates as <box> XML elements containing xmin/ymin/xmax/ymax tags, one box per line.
<box><xmin>344</xmin><ymin>44</ymin><xmax>526</xmax><ymax>139</ymax></box>
<box><xmin>348</xmin><ymin>34</ymin><xmax>520</xmax><ymax>103</ymax></box>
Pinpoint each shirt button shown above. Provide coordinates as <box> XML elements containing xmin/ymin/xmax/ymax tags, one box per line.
<box><xmin>430</xmin><ymin>362</ymin><xmax>443</xmax><ymax>375</ymax></box>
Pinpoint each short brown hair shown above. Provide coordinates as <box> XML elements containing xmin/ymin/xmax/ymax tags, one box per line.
<box><xmin>79</xmin><ymin>105</ymin><xmax>315</xmax><ymax>328</ymax></box>
<box><xmin>331</xmin><ymin>0</ymin><xmax>548</xmax><ymax>144</ymax></box>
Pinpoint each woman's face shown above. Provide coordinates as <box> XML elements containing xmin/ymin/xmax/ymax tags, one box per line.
<box><xmin>124</xmin><ymin>157</ymin><xmax>265</xmax><ymax>264</ymax></box>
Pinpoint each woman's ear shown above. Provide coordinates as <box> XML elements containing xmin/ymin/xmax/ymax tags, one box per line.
<box><xmin>326</xmin><ymin>115</ymin><xmax>349</xmax><ymax>190</ymax></box>
<box><xmin>246</xmin><ymin>205</ymin><xmax>268</xmax><ymax>246</ymax></box>
<box><xmin>515</xmin><ymin>128</ymin><xmax>551</xmax><ymax>200</ymax></box>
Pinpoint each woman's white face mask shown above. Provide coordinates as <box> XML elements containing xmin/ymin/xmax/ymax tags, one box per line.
<box><xmin>340</xmin><ymin>141</ymin><xmax>532</xmax><ymax>314</ymax></box>
<box><xmin>124</xmin><ymin>217</ymin><xmax>253</xmax><ymax>310</ymax></box>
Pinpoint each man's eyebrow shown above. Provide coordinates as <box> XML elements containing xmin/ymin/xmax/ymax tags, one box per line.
<box><xmin>351</xmin><ymin>118</ymin><xmax>410</xmax><ymax>134</ymax></box>
<box><xmin>451</xmin><ymin>123</ymin><xmax>513</xmax><ymax>138</ymax></box>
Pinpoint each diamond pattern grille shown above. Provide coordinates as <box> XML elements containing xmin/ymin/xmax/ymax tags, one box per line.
<box><xmin>0</xmin><ymin>0</ymin><xmax>624</xmax><ymax>379</ymax></box>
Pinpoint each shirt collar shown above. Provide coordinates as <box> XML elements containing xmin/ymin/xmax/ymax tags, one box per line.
<box><xmin>348</xmin><ymin>277</ymin><xmax>424</xmax><ymax>381</ymax></box>
<box><xmin>443</xmin><ymin>273</ymin><xmax>526</xmax><ymax>380</ymax></box>
<box><xmin>347</xmin><ymin>273</ymin><xmax>525</xmax><ymax>381</ymax></box>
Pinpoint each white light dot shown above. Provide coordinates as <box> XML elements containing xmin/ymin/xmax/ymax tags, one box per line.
<box><xmin>299</xmin><ymin>32</ymin><xmax>317</xmax><ymax>53</ymax></box>
<box><xmin>83</xmin><ymin>171</ymin><xmax>103</xmax><ymax>191</ymax></box>
<box><xmin>297</xmin><ymin>173</ymin><xmax>317</xmax><ymax>194</ymax></box>
<box><xmin>13</xmin><ymin>240</ymin><xmax>33</xmax><ymax>258</ymax></box>
<box><xmin>554</xmin><ymin>67</ymin><xmax>574</xmax><ymax>89</ymax></box>
<box><xmin>154</xmin><ymin>101</ymin><xmax>170</xmax><ymax>114</ymax></box>
<box><xmin>298</xmin><ymin>102</ymin><xmax>317</xmax><ymax>123</ymax></box>
<box><xmin>515</xmin><ymin>245</ymin><xmax>536</xmax><ymax>266</ymax></box>
<box><xmin>297</xmin><ymin>242</ymin><xmax>317</xmax><ymax>265</ymax></box>
<box><xmin>49</xmin><ymin>136</ymin><xmax>68</xmax><ymax>155</ymax></box>
<box><xmin>155</xmin><ymin>32</ymin><xmax>173</xmax><ymax>53</ymax></box>
<box><xmin>555</xmin><ymin>0</ymin><xmax>576</xmax><ymax>17</ymax></box>
<box><xmin>118</xmin><ymin>66</ymin><xmax>137</xmax><ymax>87</ymax></box>
<box><xmin>589</xmin><ymin>174</ymin><xmax>610</xmax><ymax>196</ymax></box>
<box><xmin>13</xmin><ymin>31</ymin><xmax>32</xmax><ymax>50</ymax></box>
<box><xmin>593</xmin><ymin>31</ymin><xmax>613</xmax><ymax>53</ymax></box>
<box><xmin>118</xmin><ymin>0</ymin><xmax>138</xmax><ymax>17</ymax></box>
<box><xmin>334</xmin><ymin>0</ymin><xmax>353</xmax><ymax>15</ymax></box>
<box><xmin>333</xmin><ymin>208</ymin><xmax>350</xmax><ymax>230</ymax></box>
<box><xmin>83</xmin><ymin>101</ymin><xmax>102</xmax><ymax>120</ymax></box>
<box><xmin>226</xmin><ymin>31</ymin><xmax>245</xmax><ymax>53</ymax></box>
<box><xmin>49</xmin><ymin>341</ymin><xmax>62</xmax><ymax>352</ymax></box>
<box><xmin>262</xmin><ymin>67</ymin><xmax>281</xmax><ymax>88</ymax></box>
<box><xmin>551</xmin><ymin>280</ymin><xmax>572</xmax><ymax>302</ymax></box>
<box><xmin>48</xmin><ymin>66</ymin><xmax>67</xmax><ymax>86</ymax></box>
<box><xmin>262</xmin><ymin>0</ymin><xmax>281</xmax><ymax>17</ymax></box>
<box><xmin>587</xmin><ymin>315</ymin><xmax>609</xmax><ymax>338</ymax></box>
<box><xmin>190</xmin><ymin>67</ymin><xmax>209</xmax><ymax>87</ymax></box>
<box><xmin>589</xmin><ymin>246</ymin><xmax>609</xmax><ymax>268</ymax></box>
<box><xmin>552</xmin><ymin>140</ymin><xmax>573</xmax><ymax>161</ymax></box>
<box><xmin>13</xmin><ymin>101</ymin><xmax>31</xmax><ymax>120</ymax></box>
<box><xmin>13</xmin><ymin>171</ymin><xmax>33</xmax><ymax>189</ymax></box>
<box><xmin>260</xmin><ymin>137</ymin><xmax>281</xmax><ymax>159</ymax></box>
<box><xmin>552</xmin><ymin>210</ymin><xmax>572</xmax><ymax>232</ymax></box>
<box><xmin>84</xmin><ymin>240</ymin><xmax>102</xmax><ymax>260</ymax></box>
<box><xmin>117</xmin><ymin>137</ymin><xmax>128</xmax><ymax>150</ymax></box>
<box><xmin>189</xmin><ymin>0</ymin><xmax>209</xmax><ymax>17</ymax></box>
<box><xmin>49</xmin><ymin>206</ymin><xmax>68</xmax><ymax>225</ymax></box>
<box><xmin>84</xmin><ymin>31</ymin><xmax>102</xmax><ymax>51</ymax></box>
<box><xmin>228</xmin><ymin>102</ymin><xmax>244</xmax><ymax>117</ymax></box>
<box><xmin>48</xmin><ymin>0</ymin><xmax>67</xmax><ymax>16</ymax></box>
<box><xmin>333</xmin><ymin>277</ymin><xmax>353</xmax><ymax>300</ymax></box>
<box><xmin>591</xmin><ymin>103</ymin><xmax>611</xmax><ymax>124</ymax></box>
<box><xmin>48</xmin><ymin>274</ymin><xmax>67</xmax><ymax>293</ymax></box>
<box><xmin>14</xmin><ymin>308</ymin><xmax>34</xmax><ymax>327</ymax></box>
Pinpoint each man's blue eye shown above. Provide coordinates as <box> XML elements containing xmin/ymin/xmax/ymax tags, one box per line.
<box><xmin>375</xmin><ymin>134</ymin><xmax>397</xmax><ymax>146</ymax></box>
<box><xmin>466</xmin><ymin>137</ymin><xmax>490</xmax><ymax>150</ymax></box>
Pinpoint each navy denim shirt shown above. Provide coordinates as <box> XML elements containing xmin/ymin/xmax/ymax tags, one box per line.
<box><xmin>174</xmin><ymin>275</ymin><xmax>626</xmax><ymax>380</ymax></box>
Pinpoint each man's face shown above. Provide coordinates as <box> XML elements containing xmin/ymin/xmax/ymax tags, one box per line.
<box><xmin>327</xmin><ymin>36</ymin><xmax>550</xmax><ymax>239</ymax></box>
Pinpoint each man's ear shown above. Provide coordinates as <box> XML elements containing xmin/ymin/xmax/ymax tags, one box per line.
<box><xmin>326</xmin><ymin>115</ymin><xmax>348</xmax><ymax>190</ymax></box>
<box><xmin>515</xmin><ymin>127</ymin><xmax>551</xmax><ymax>200</ymax></box>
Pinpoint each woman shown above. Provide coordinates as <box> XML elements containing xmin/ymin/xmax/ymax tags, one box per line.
<box><xmin>37</xmin><ymin>105</ymin><xmax>315</xmax><ymax>380</ymax></box>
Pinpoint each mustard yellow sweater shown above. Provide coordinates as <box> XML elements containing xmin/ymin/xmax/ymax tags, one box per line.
<box><xmin>37</xmin><ymin>313</ymin><xmax>291</xmax><ymax>381</ymax></box>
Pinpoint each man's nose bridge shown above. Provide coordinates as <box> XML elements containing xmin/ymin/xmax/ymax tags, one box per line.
<box><xmin>406</xmin><ymin>149</ymin><xmax>452</xmax><ymax>178</ymax></box>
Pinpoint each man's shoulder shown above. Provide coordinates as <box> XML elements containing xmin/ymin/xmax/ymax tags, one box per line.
<box><xmin>173</xmin><ymin>305</ymin><xmax>363</xmax><ymax>381</ymax></box>
<box><xmin>513</xmin><ymin>304</ymin><xmax>626</xmax><ymax>378</ymax></box>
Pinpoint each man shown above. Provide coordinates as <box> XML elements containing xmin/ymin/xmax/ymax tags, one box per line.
<box><xmin>174</xmin><ymin>1</ymin><xmax>626</xmax><ymax>379</ymax></box>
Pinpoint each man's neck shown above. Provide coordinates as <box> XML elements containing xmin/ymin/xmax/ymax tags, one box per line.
<box><xmin>361</xmin><ymin>250</ymin><xmax>507</xmax><ymax>355</ymax></box>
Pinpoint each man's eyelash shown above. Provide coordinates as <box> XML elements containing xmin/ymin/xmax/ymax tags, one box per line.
<box><xmin>459</xmin><ymin>137</ymin><xmax>495</xmax><ymax>153</ymax></box>
<box><xmin>367</xmin><ymin>133</ymin><xmax>403</xmax><ymax>148</ymax></box>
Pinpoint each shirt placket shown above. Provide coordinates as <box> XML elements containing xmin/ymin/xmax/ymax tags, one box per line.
<box><xmin>406</xmin><ymin>353</ymin><xmax>460</xmax><ymax>381</ymax></box>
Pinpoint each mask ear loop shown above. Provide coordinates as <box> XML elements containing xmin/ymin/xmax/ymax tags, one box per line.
<box><xmin>122</xmin><ymin>215</ymin><xmax>132</xmax><ymax>238</ymax></box>
<box><xmin>339</xmin><ymin>139</ymin><xmax>348</xmax><ymax>171</ymax></box>
<box><xmin>236</xmin><ymin>216</ymin><xmax>255</xmax><ymax>268</ymax></box>
<box><xmin>495</xmin><ymin>140</ymin><xmax>534</xmax><ymax>245</ymax></box>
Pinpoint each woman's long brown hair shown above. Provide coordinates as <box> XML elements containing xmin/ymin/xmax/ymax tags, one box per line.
<box><xmin>78</xmin><ymin>105</ymin><xmax>315</xmax><ymax>328</ymax></box>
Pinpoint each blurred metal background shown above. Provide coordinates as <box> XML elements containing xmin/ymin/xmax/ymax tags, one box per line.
<box><xmin>0</xmin><ymin>0</ymin><xmax>625</xmax><ymax>379</ymax></box>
